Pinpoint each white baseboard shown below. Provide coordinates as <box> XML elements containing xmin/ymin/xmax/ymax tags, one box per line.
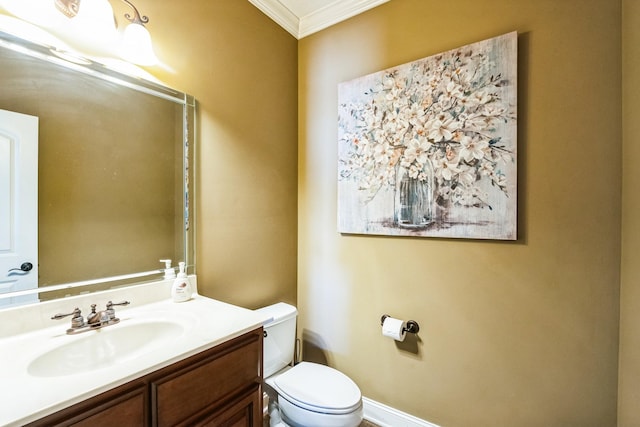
<box><xmin>362</xmin><ymin>397</ymin><xmax>440</xmax><ymax>427</ymax></box>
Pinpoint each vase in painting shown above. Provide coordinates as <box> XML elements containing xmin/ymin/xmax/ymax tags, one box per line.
<box><xmin>394</xmin><ymin>163</ymin><xmax>434</xmax><ymax>228</ymax></box>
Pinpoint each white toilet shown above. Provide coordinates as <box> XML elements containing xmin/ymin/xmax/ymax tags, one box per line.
<box><xmin>256</xmin><ymin>302</ymin><xmax>363</xmax><ymax>427</ymax></box>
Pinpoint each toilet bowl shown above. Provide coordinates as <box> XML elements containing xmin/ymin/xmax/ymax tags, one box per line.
<box><xmin>256</xmin><ymin>303</ymin><xmax>363</xmax><ymax>427</ymax></box>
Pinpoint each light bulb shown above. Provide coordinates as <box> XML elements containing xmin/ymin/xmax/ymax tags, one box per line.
<box><xmin>64</xmin><ymin>0</ymin><xmax>117</xmax><ymax>55</ymax></box>
<box><xmin>120</xmin><ymin>22</ymin><xmax>157</xmax><ymax>65</ymax></box>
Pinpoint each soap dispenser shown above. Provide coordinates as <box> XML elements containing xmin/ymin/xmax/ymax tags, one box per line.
<box><xmin>160</xmin><ymin>259</ymin><xmax>176</xmax><ymax>280</ymax></box>
<box><xmin>171</xmin><ymin>262</ymin><xmax>192</xmax><ymax>302</ymax></box>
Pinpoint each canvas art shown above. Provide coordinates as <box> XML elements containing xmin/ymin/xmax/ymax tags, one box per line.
<box><xmin>338</xmin><ymin>32</ymin><xmax>518</xmax><ymax>240</ymax></box>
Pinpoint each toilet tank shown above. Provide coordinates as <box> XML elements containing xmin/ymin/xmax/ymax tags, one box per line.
<box><xmin>255</xmin><ymin>302</ymin><xmax>297</xmax><ymax>378</ymax></box>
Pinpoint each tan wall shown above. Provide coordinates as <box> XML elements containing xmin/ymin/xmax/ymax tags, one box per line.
<box><xmin>298</xmin><ymin>1</ymin><xmax>621</xmax><ymax>426</ymax></box>
<box><xmin>136</xmin><ymin>0</ymin><xmax>299</xmax><ymax>308</ymax></box>
<box><xmin>619</xmin><ymin>0</ymin><xmax>640</xmax><ymax>425</ymax></box>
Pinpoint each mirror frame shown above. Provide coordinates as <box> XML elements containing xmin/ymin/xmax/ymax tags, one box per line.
<box><xmin>0</xmin><ymin>29</ymin><xmax>196</xmax><ymax>304</ymax></box>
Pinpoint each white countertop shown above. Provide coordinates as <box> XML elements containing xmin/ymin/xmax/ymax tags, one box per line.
<box><xmin>0</xmin><ymin>279</ymin><xmax>270</xmax><ymax>426</ymax></box>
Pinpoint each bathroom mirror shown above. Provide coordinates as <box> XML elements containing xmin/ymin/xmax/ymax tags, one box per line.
<box><xmin>0</xmin><ymin>30</ymin><xmax>195</xmax><ymax>308</ymax></box>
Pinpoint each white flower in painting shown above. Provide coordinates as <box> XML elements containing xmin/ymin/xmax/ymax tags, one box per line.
<box><xmin>496</xmin><ymin>150</ymin><xmax>513</xmax><ymax>164</ymax></box>
<box><xmin>388</xmin><ymin>75</ymin><xmax>407</xmax><ymax>91</ymax></box>
<box><xmin>445</xmin><ymin>80</ymin><xmax>463</xmax><ymax>99</ymax></box>
<box><xmin>388</xmin><ymin>131</ymin><xmax>405</xmax><ymax>147</ymax></box>
<box><xmin>428</xmin><ymin>74</ymin><xmax>440</xmax><ymax>89</ymax></box>
<box><xmin>494</xmin><ymin>172</ymin><xmax>508</xmax><ymax>188</ymax></box>
<box><xmin>426</xmin><ymin>114</ymin><xmax>457</xmax><ymax>142</ymax></box>
<box><xmin>459</xmin><ymin>136</ymin><xmax>489</xmax><ymax>162</ymax></box>
<box><xmin>404</xmin><ymin>138</ymin><xmax>432</xmax><ymax>165</ymax></box>
<box><xmin>457</xmin><ymin>95</ymin><xmax>477</xmax><ymax>110</ymax></box>
<box><xmin>402</xmin><ymin>103</ymin><xmax>426</xmax><ymax>126</ymax></box>
<box><xmin>433</xmin><ymin>154</ymin><xmax>460</xmax><ymax>181</ymax></box>
<box><xmin>445</xmin><ymin>144</ymin><xmax>458</xmax><ymax>162</ymax></box>
<box><xmin>452</xmin><ymin>185</ymin><xmax>489</xmax><ymax>208</ymax></box>
<box><xmin>353</xmin><ymin>135</ymin><xmax>371</xmax><ymax>156</ymax></box>
<box><xmin>457</xmin><ymin>164</ymin><xmax>476</xmax><ymax>186</ymax></box>
<box><xmin>463</xmin><ymin>113</ymin><xmax>490</xmax><ymax>132</ymax></box>
<box><xmin>382</xmin><ymin>76</ymin><xmax>408</xmax><ymax>110</ymax></box>
<box><xmin>362</xmin><ymin>108</ymin><xmax>382</xmax><ymax>129</ymax></box>
<box><xmin>383</xmin><ymin>110</ymin><xmax>408</xmax><ymax>135</ymax></box>
<box><xmin>420</xmin><ymin>92</ymin><xmax>434</xmax><ymax>110</ymax></box>
<box><xmin>383</xmin><ymin>77</ymin><xmax>396</xmax><ymax>89</ymax></box>
<box><xmin>372</xmin><ymin>128</ymin><xmax>386</xmax><ymax>144</ymax></box>
<box><xmin>455</xmin><ymin>69</ymin><xmax>473</xmax><ymax>87</ymax></box>
<box><xmin>408</xmin><ymin>163</ymin><xmax>422</xmax><ymax>179</ymax></box>
<box><xmin>373</xmin><ymin>141</ymin><xmax>392</xmax><ymax>164</ymax></box>
<box><xmin>470</xmin><ymin>90</ymin><xmax>491</xmax><ymax>105</ymax></box>
<box><xmin>412</xmin><ymin>123</ymin><xmax>428</xmax><ymax>141</ymax></box>
<box><xmin>385</xmin><ymin>88</ymin><xmax>403</xmax><ymax>106</ymax></box>
<box><xmin>478</xmin><ymin>160</ymin><xmax>495</xmax><ymax>177</ymax></box>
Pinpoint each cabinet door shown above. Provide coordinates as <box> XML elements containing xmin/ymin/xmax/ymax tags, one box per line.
<box><xmin>196</xmin><ymin>385</ymin><xmax>262</xmax><ymax>427</ymax></box>
<box><xmin>25</xmin><ymin>382</ymin><xmax>147</xmax><ymax>427</ymax></box>
<box><xmin>151</xmin><ymin>329</ymin><xmax>262</xmax><ymax>427</ymax></box>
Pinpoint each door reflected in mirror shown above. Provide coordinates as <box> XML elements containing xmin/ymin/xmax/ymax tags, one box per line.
<box><xmin>0</xmin><ymin>109</ymin><xmax>38</xmax><ymax>307</ymax></box>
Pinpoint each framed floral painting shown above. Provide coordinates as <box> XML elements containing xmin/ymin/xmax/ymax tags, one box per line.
<box><xmin>338</xmin><ymin>32</ymin><xmax>518</xmax><ymax>240</ymax></box>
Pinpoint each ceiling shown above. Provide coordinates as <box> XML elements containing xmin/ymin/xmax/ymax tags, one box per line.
<box><xmin>248</xmin><ymin>0</ymin><xmax>390</xmax><ymax>39</ymax></box>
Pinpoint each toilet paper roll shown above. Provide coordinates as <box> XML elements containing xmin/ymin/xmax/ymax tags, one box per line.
<box><xmin>382</xmin><ymin>316</ymin><xmax>407</xmax><ymax>342</ymax></box>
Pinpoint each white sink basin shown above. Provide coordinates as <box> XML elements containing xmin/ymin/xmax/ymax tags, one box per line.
<box><xmin>28</xmin><ymin>319</ymin><xmax>185</xmax><ymax>377</ymax></box>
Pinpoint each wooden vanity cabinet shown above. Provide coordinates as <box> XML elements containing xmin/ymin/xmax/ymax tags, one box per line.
<box><xmin>26</xmin><ymin>328</ymin><xmax>263</xmax><ymax>427</ymax></box>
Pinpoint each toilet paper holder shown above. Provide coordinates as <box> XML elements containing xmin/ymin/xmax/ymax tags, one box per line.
<box><xmin>380</xmin><ymin>314</ymin><xmax>420</xmax><ymax>334</ymax></box>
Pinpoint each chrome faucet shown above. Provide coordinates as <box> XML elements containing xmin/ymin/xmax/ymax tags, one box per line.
<box><xmin>52</xmin><ymin>301</ymin><xmax>130</xmax><ymax>335</ymax></box>
<box><xmin>86</xmin><ymin>304</ymin><xmax>110</xmax><ymax>325</ymax></box>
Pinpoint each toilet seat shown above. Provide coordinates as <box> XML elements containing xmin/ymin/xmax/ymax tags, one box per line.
<box><xmin>270</xmin><ymin>362</ymin><xmax>362</xmax><ymax>415</ymax></box>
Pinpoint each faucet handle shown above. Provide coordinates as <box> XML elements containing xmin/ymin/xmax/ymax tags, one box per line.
<box><xmin>51</xmin><ymin>308</ymin><xmax>85</xmax><ymax>329</ymax></box>
<box><xmin>105</xmin><ymin>300</ymin><xmax>130</xmax><ymax>320</ymax></box>
<box><xmin>107</xmin><ymin>300</ymin><xmax>130</xmax><ymax>308</ymax></box>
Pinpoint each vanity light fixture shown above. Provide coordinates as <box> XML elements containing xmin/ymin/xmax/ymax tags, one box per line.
<box><xmin>53</xmin><ymin>0</ymin><xmax>157</xmax><ymax>65</ymax></box>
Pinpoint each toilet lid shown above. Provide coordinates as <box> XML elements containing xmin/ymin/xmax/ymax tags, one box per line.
<box><xmin>273</xmin><ymin>362</ymin><xmax>362</xmax><ymax>415</ymax></box>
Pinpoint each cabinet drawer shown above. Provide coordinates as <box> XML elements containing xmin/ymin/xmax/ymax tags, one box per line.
<box><xmin>26</xmin><ymin>381</ymin><xmax>147</xmax><ymax>427</ymax></box>
<box><xmin>151</xmin><ymin>329</ymin><xmax>262</xmax><ymax>427</ymax></box>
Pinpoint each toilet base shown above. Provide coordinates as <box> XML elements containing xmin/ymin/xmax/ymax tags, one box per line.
<box><xmin>268</xmin><ymin>401</ymin><xmax>288</xmax><ymax>427</ymax></box>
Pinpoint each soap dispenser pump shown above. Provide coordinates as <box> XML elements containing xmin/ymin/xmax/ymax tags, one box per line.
<box><xmin>171</xmin><ymin>262</ymin><xmax>192</xmax><ymax>303</ymax></box>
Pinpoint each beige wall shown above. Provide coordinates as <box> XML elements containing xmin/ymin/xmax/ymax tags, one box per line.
<box><xmin>619</xmin><ymin>0</ymin><xmax>640</xmax><ymax>425</ymax></box>
<box><xmin>135</xmin><ymin>0</ymin><xmax>299</xmax><ymax>308</ymax></box>
<box><xmin>298</xmin><ymin>1</ymin><xmax>621</xmax><ymax>426</ymax></box>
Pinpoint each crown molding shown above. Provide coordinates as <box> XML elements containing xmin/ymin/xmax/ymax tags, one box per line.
<box><xmin>248</xmin><ymin>0</ymin><xmax>390</xmax><ymax>39</ymax></box>
<box><xmin>248</xmin><ymin>0</ymin><xmax>299</xmax><ymax>38</ymax></box>
<box><xmin>299</xmin><ymin>0</ymin><xmax>389</xmax><ymax>38</ymax></box>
